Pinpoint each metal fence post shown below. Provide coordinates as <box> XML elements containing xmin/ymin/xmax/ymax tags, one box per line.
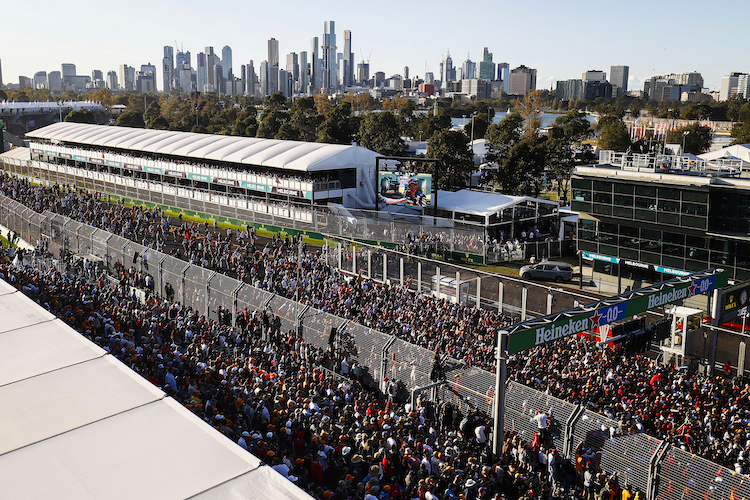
<box><xmin>338</xmin><ymin>243</ymin><xmax>342</xmax><ymax>270</ymax></box>
<box><xmin>367</xmin><ymin>250</ymin><xmax>372</xmax><ymax>279</ymax></box>
<box><xmin>383</xmin><ymin>251</ymin><xmax>387</xmax><ymax>282</ymax></box>
<box><xmin>476</xmin><ymin>277</ymin><xmax>481</xmax><ymax>309</ymax></box>
<box><xmin>436</xmin><ymin>267</ymin><xmax>441</xmax><ymax>299</ymax></box>
<box><xmin>206</xmin><ymin>272</ymin><xmax>216</xmax><ymax>318</ymax></box>
<box><xmin>521</xmin><ymin>286</ymin><xmax>528</xmax><ymax>322</ymax></box>
<box><xmin>351</xmin><ymin>244</ymin><xmax>356</xmax><ymax>274</ymax></box>
<box><xmin>498</xmin><ymin>282</ymin><xmax>504</xmax><ymax>314</ymax></box>
<box><xmin>456</xmin><ymin>271</ymin><xmax>460</xmax><ymax>304</ymax></box>
<box><xmin>547</xmin><ymin>289</ymin><xmax>554</xmax><ymax>315</ymax></box>
<box><xmin>180</xmin><ymin>263</ymin><xmax>190</xmax><ymax>305</ymax></box>
<box><xmin>380</xmin><ymin>337</ymin><xmax>397</xmax><ymax>394</ymax></box>
<box><xmin>400</xmin><ymin>258</ymin><xmax>404</xmax><ymax>286</ymax></box>
<box><xmin>648</xmin><ymin>441</ymin><xmax>669</xmax><ymax>500</ymax></box>
<box><xmin>418</xmin><ymin>262</ymin><xmax>422</xmax><ymax>293</ymax></box>
<box><xmin>562</xmin><ymin>406</ymin><xmax>585</xmax><ymax>457</ymax></box>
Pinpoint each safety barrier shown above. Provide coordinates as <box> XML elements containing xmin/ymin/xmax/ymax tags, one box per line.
<box><xmin>1</xmin><ymin>193</ymin><xmax>747</xmax><ymax>500</ymax></box>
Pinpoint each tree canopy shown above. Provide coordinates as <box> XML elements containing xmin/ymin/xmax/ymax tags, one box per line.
<box><xmin>115</xmin><ymin>110</ymin><xmax>145</xmax><ymax>128</ymax></box>
<box><xmin>665</xmin><ymin>123</ymin><xmax>712</xmax><ymax>154</ymax></box>
<box><xmin>425</xmin><ymin>129</ymin><xmax>474</xmax><ymax>191</ymax></box>
<box><xmin>596</xmin><ymin>116</ymin><xmax>631</xmax><ymax>152</ymax></box>
<box><xmin>358</xmin><ymin>111</ymin><xmax>406</xmax><ymax>155</ymax></box>
<box><xmin>64</xmin><ymin>109</ymin><xmax>97</xmax><ymax>124</ymax></box>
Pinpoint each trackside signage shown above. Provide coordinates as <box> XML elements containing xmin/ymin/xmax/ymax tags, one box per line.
<box><xmin>507</xmin><ymin>272</ymin><xmax>727</xmax><ymax>354</ymax></box>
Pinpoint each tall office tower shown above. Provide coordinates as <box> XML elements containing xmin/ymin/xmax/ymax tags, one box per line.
<box><xmin>33</xmin><ymin>71</ymin><xmax>47</xmax><ymax>89</ymax></box>
<box><xmin>197</xmin><ymin>52</ymin><xmax>207</xmax><ymax>93</ymax></box>
<box><xmin>442</xmin><ymin>52</ymin><xmax>455</xmax><ymax>83</ymax></box>
<box><xmin>374</xmin><ymin>71</ymin><xmax>385</xmax><ymax>88</ymax></box>
<box><xmin>91</xmin><ymin>70</ymin><xmax>103</xmax><ymax>81</ymax></box>
<box><xmin>162</xmin><ymin>46</ymin><xmax>174</xmax><ymax>93</ymax></box>
<box><xmin>279</xmin><ymin>69</ymin><xmax>290</xmax><ymax>97</ymax></box>
<box><xmin>120</xmin><ymin>64</ymin><xmax>135</xmax><ymax>91</ymax></box>
<box><xmin>739</xmin><ymin>74</ymin><xmax>750</xmax><ymax>99</ymax></box>
<box><xmin>462</xmin><ymin>56</ymin><xmax>475</xmax><ymax>81</ymax></box>
<box><xmin>404</xmin><ymin>66</ymin><xmax>409</xmax><ymax>80</ymax></box>
<box><xmin>310</xmin><ymin>37</ymin><xmax>320</xmax><ymax>91</ymax></box>
<box><xmin>259</xmin><ymin>61</ymin><xmax>268</xmax><ymax>97</ymax></box>
<box><xmin>343</xmin><ymin>30</ymin><xmax>353</xmax><ymax>87</ymax></box>
<box><xmin>322</xmin><ymin>21</ymin><xmax>337</xmax><ymax>92</ymax></box>
<box><xmin>496</xmin><ymin>62</ymin><xmax>509</xmax><ymax>92</ymax></box>
<box><xmin>213</xmin><ymin>64</ymin><xmax>224</xmax><ymax>94</ymax></box>
<box><xmin>267</xmin><ymin>38</ymin><xmax>279</xmax><ymax>96</ymax></box>
<box><xmin>478</xmin><ymin>47</ymin><xmax>494</xmax><ymax>80</ymax></box>
<box><xmin>47</xmin><ymin>71</ymin><xmax>62</xmax><ymax>92</ymax></box>
<box><xmin>357</xmin><ymin>62</ymin><xmax>370</xmax><ymax>86</ymax></box>
<box><xmin>509</xmin><ymin>65</ymin><xmax>537</xmax><ymax>96</ymax></box>
<box><xmin>679</xmin><ymin>71</ymin><xmax>703</xmax><ymax>88</ymax></box>
<box><xmin>106</xmin><ymin>70</ymin><xmax>118</xmax><ymax>90</ymax></box>
<box><xmin>720</xmin><ymin>72</ymin><xmax>749</xmax><ymax>101</ymax></box>
<box><xmin>424</xmin><ymin>72</ymin><xmax>434</xmax><ymax>85</ymax></box>
<box><xmin>609</xmin><ymin>65</ymin><xmax>629</xmax><ymax>97</ymax></box>
<box><xmin>61</xmin><ymin>63</ymin><xmax>76</xmax><ymax>78</ymax></box>
<box><xmin>299</xmin><ymin>51</ymin><xmax>309</xmax><ymax>95</ymax></box>
<box><xmin>221</xmin><ymin>45</ymin><xmax>233</xmax><ymax>81</ymax></box>
<box><xmin>247</xmin><ymin>60</ymin><xmax>256</xmax><ymax>97</ymax></box>
<box><xmin>19</xmin><ymin>76</ymin><xmax>32</xmax><ymax>89</ymax></box>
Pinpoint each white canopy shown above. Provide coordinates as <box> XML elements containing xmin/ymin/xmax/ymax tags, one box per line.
<box><xmin>699</xmin><ymin>144</ymin><xmax>750</xmax><ymax>165</ymax></box>
<box><xmin>436</xmin><ymin>189</ymin><xmax>557</xmax><ymax>217</ymax></box>
<box><xmin>27</xmin><ymin>122</ymin><xmax>379</xmax><ymax>173</ymax></box>
<box><xmin>0</xmin><ymin>280</ymin><xmax>312</xmax><ymax>500</ymax></box>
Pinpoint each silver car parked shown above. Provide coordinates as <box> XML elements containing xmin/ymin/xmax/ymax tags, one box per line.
<box><xmin>519</xmin><ymin>261</ymin><xmax>574</xmax><ymax>283</ymax></box>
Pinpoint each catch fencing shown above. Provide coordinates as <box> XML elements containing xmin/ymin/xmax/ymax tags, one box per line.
<box><xmin>0</xmin><ymin>193</ymin><xmax>744</xmax><ymax>500</ymax></box>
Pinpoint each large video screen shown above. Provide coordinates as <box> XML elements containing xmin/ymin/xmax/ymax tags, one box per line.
<box><xmin>378</xmin><ymin>171</ymin><xmax>432</xmax><ymax>208</ymax></box>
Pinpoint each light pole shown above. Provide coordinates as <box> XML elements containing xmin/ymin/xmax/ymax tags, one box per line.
<box><xmin>682</xmin><ymin>130</ymin><xmax>689</xmax><ymax>156</ymax></box>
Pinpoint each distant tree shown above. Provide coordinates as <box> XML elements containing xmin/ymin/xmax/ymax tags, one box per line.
<box><xmin>283</xmin><ymin>97</ymin><xmax>322</xmax><ymax>142</ymax></box>
<box><xmin>515</xmin><ymin>90</ymin><xmax>545</xmax><ymax>138</ymax></box>
<box><xmin>546</xmin><ymin>110</ymin><xmax>595</xmax><ymax>203</ymax></box>
<box><xmin>416</xmin><ymin>111</ymin><xmax>452</xmax><ymax>141</ymax></box>
<box><xmin>358</xmin><ymin>111</ymin><xmax>406</xmax><ymax>155</ymax></box>
<box><xmin>498</xmin><ymin>137</ymin><xmax>548</xmax><ymax>196</ymax></box>
<box><xmin>143</xmin><ymin>101</ymin><xmax>162</xmax><ymax>124</ymax></box>
<box><xmin>116</xmin><ymin>110</ymin><xmax>145</xmax><ymax>128</ymax></box>
<box><xmin>666</xmin><ymin>124</ymin><xmax>712</xmax><ymax>154</ymax></box>
<box><xmin>65</xmin><ymin>109</ymin><xmax>97</xmax><ymax>124</ymax></box>
<box><xmin>318</xmin><ymin>102</ymin><xmax>357</xmax><ymax>144</ymax></box>
<box><xmin>597</xmin><ymin>116</ymin><xmax>631</xmax><ymax>152</ymax></box>
<box><xmin>425</xmin><ymin>129</ymin><xmax>474</xmax><ymax>191</ymax></box>
<box><xmin>86</xmin><ymin>88</ymin><xmax>115</xmax><ymax>111</ymax></box>
<box><xmin>483</xmin><ymin>112</ymin><xmax>524</xmax><ymax>187</ymax></box>
<box><xmin>256</xmin><ymin>93</ymin><xmax>289</xmax><ymax>139</ymax></box>
<box><xmin>466</xmin><ymin>114</ymin><xmax>489</xmax><ymax>141</ymax></box>
<box><xmin>313</xmin><ymin>92</ymin><xmax>332</xmax><ymax>116</ymax></box>
<box><xmin>731</xmin><ymin>120</ymin><xmax>750</xmax><ymax>145</ymax></box>
<box><xmin>147</xmin><ymin>116</ymin><xmax>170</xmax><ymax>130</ymax></box>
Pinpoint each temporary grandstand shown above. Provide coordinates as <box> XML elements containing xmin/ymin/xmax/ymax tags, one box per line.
<box><xmin>27</xmin><ymin>122</ymin><xmax>380</xmax><ymax>208</ymax></box>
<box><xmin>0</xmin><ymin>278</ymin><xmax>311</xmax><ymax>500</ymax></box>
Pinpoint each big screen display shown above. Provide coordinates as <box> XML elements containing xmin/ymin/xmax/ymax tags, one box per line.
<box><xmin>378</xmin><ymin>171</ymin><xmax>432</xmax><ymax>208</ymax></box>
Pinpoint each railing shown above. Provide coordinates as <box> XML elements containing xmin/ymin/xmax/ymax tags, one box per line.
<box><xmin>598</xmin><ymin>150</ymin><xmax>744</xmax><ymax>173</ymax></box>
<box><xmin>0</xmin><ymin>194</ymin><xmax>746</xmax><ymax>500</ymax></box>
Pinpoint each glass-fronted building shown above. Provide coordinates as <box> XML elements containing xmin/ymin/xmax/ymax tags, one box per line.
<box><xmin>571</xmin><ymin>153</ymin><xmax>750</xmax><ymax>284</ymax></box>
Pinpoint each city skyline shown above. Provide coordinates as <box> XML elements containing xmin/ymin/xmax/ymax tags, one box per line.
<box><xmin>3</xmin><ymin>0</ymin><xmax>749</xmax><ymax>93</ymax></box>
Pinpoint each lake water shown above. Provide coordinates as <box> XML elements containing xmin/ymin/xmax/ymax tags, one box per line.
<box><xmin>451</xmin><ymin>112</ymin><xmax>596</xmax><ymax>130</ymax></box>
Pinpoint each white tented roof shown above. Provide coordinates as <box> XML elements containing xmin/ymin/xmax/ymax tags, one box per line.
<box><xmin>437</xmin><ymin>189</ymin><xmax>557</xmax><ymax>216</ymax></box>
<box><xmin>26</xmin><ymin>122</ymin><xmax>379</xmax><ymax>172</ymax></box>
<box><xmin>699</xmin><ymin>144</ymin><xmax>750</xmax><ymax>164</ymax></box>
<box><xmin>0</xmin><ymin>146</ymin><xmax>31</xmax><ymax>162</ymax></box>
<box><xmin>0</xmin><ymin>280</ymin><xmax>312</xmax><ymax>500</ymax></box>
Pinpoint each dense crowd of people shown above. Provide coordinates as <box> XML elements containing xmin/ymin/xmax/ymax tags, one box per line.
<box><xmin>0</xmin><ymin>258</ymin><xmax>636</xmax><ymax>500</ymax></box>
<box><xmin>2</xmin><ymin>172</ymin><xmax>750</xmax><ymax>479</ymax></box>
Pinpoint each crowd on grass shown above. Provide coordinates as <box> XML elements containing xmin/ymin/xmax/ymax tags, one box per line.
<box><xmin>2</xmin><ymin>173</ymin><xmax>750</xmax><ymax>477</ymax></box>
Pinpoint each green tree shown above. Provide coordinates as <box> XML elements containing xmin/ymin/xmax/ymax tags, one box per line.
<box><xmin>256</xmin><ymin>93</ymin><xmax>289</xmax><ymax>139</ymax></box>
<box><xmin>425</xmin><ymin>129</ymin><xmax>475</xmax><ymax>191</ymax></box>
<box><xmin>318</xmin><ymin>102</ymin><xmax>358</xmax><ymax>144</ymax></box>
<box><xmin>546</xmin><ymin>110</ymin><xmax>595</xmax><ymax>203</ymax></box>
<box><xmin>416</xmin><ymin>111</ymin><xmax>452</xmax><ymax>141</ymax></box>
<box><xmin>516</xmin><ymin>90</ymin><xmax>544</xmax><ymax>138</ymax></box>
<box><xmin>466</xmin><ymin>114</ymin><xmax>489</xmax><ymax>141</ymax></box>
<box><xmin>731</xmin><ymin>120</ymin><xmax>750</xmax><ymax>145</ymax></box>
<box><xmin>116</xmin><ymin>110</ymin><xmax>145</xmax><ymax>128</ymax></box>
<box><xmin>358</xmin><ymin>111</ymin><xmax>406</xmax><ymax>155</ymax></box>
<box><xmin>283</xmin><ymin>97</ymin><xmax>322</xmax><ymax>142</ymax></box>
<box><xmin>666</xmin><ymin>124</ymin><xmax>712</xmax><ymax>154</ymax></box>
<box><xmin>596</xmin><ymin>117</ymin><xmax>631</xmax><ymax>152</ymax></box>
<box><xmin>483</xmin><ymin>112</ymin><xmax>524</xmax><ymax>189</ymax></box>
<box><xmin>65</xmin><ymin>109</ymin><xmax>97</xmax><ymax>124</ymax></box>
<box><xmin>144</xmin><ymin>101</ymin><xmax>162</xmax><ymax>124</ymax></box>
<box><xmin>230</xmin><ymin>110</ymin><xmax>259</xmax><ymax>137</ymax></box>
<box><xmin>0</xmin><ymin>89</ymin><xmax>7</xmax><ymax>101</ymax></box>
<box><xmin>498</xmin><ymin>137</ymin><xmax>548</xmax><ymax>196</ymax></box>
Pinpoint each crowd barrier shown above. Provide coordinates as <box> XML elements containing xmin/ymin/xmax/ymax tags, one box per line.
<box><xmin>2</xmin><ymin>195</ymin><xmax>748</xmax><ymax>500</ymax></box>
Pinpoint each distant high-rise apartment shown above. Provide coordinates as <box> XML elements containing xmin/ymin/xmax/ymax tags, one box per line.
<box><xmin>509</xmin><ymin>65</ymin><xmax>536</xmax><ymax>96</ymax></box>
<box><xmin>205</xmin><ymin>46</ymin><xmax>219</xmax><ymax>92</ymax></box>
<box><xmin>163</xmin><ymin>46</ymin><xmax>174</xmax><ymax>93</ymax></box>
<box><xmin>310</xmin><ymin>37</ymin><xmax>320</xmax><ymax>91</ymax></box>
<box><xmin>404</xmin><ymin>66</ymin><xmax>409</xmax><ymax>80</ymax></box>
<box><xmin>497</xmin><ymin>62</ymin><xmax>509</xmax><ymax>92</ymax></box>
<box><xmin>197</xmin><ymin>53</ymin><xmax>208</xmax><ymax>93</ymax></box>
<box><xmin>609</xmin><ymin>65</ymin><xmax>629</xmax><ymax>97</ymax></box>
<box><xmin>343</xmin><ymin>30</ymin><xmax>353</xmax><ymax>87</ymax></box>
<box><xmin>357</xmin><ymin>62</ymin><xmax>370</xmax><ymax>86</ymax></box>
<box><xmin>299</xmin><ymin>51</ymin><xmax>309</xmax><ymax>95</ymax></box>
<box><xmin>19</xmin><ymin>76</ymin><xmax>32</xmax><ymax>89</ymax></box>
<box><xmin>267</xmin><ymin>38</ymin><xmax>279</xmax><ymax>96</ymax></box>
<box><xmin>222</xmin><ymin>45</ymin><xmax>233</xmax><ymax>81</ymax></box>
<box><xmin>461</xmin><ymin>56</ymin><xmax>475</xmax><ymax>81</ymax></box>
<box><xmin>582</xmin><ymin>70</ymin><xmax>606</xmax><ymax>82</ymax></box>
<box><xmin>247</xmin><ymin>60</ymin><xmax>256</xmax><ymax>97</ymax></box>
<box><xmin>259</xmin><ymin>61</ymin><xmax>268</xmax><ymax>97</ymax></box>
<box><xmin>424</xmin><ymin>72</ymin><xmax>434</xmax><ymax>85</ymax></box>
<box><xmin>136</xmin><ymin>71</ymin><xmax>156</xmax><ymax>93</ymax></box>
<box><xmin>61</xmin><ymin>63</ymin><xmax>76</xmax><ymax>77</ymax></box>
<box><xmin>286</xmin><ymin>52</ymin><xmax>299</xmax><ymax>84</ymax></box>
<box><xmin>720</xmin><ymin>72</ymin><xmax>750</xmax><ymax>101</ymax></box>
<box><xmin>120</xmin><ymin>64</ymin><xmax>135</xmax><ymax>91</ymax></box>
<box><xmin>106</xmin><ymin>70</ymin><xmax>118</xmax><ymax>90</ymax></box>
<box><xmin>47</xmin><ymin>71</ymin><xmax>62</xmax><ymax>92</ymax></box>
<box><xmin>322</xmin><ymin>21</ymin><xmax>337</xmax><ymax>92</ymax></box>
<box><xmin>442</xmin><ymin>52</ymin><xmax>455</xmax><ymax>84</ymax></box>
<box><xmin>91</xmin><ymin>70</ymin><xmax>103</xmax><ymax>81</ymax></box>
<box><xmin>33</xmin><ymin>71</ymin><xmax>47</xmax><ymax>89</ymax></box>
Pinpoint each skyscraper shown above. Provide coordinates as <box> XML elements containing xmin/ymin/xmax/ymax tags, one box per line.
<box><xmin>33</xmin><ymin>71</ymin><xmax>47</xmax><ymax>89</ymax></box>
<box><xmin>120</xmin><ymin>64</ymin><xmax>135</xmax><ymax>91</ymax></box>
<box><xmin>461</xmin><ymin>56</ymin><xmax>475</xmax><ymax>81</ymax></box>
<box><xmin>357</xmin><ymin>62</ymin><xmax>369</xmax><ymax>86</ymax></box>
<box><xmin>106</xmin><ymin>70</ymin><xmax>118</xmax><ymax>90</ymax></box>
<box><xmin>259</xmin><ymin>61</ymin><xmax>268</xmax><ymax>97</ymax></box>
<box><xmin>299</xmin><ymin>51</ymin><xmax>309</xmax><ymax>95</ymax></box>
<box><xmin>247</xmin><ymin>60</ymin><xmax>256</xmax><ymax>97</ymax></box>
<box><xmin>442</xmin><ymin>52</ymin><xmax>455</xmax><ymax>84</ymax></box>
<box><xmin>47</xmin><ymin>71</ymin><xmax>62</xmax><ymax>92</ymax></box>
<box><xmin>478</xmin><ymin>47</ymin><xmax>494</xmax><ymax>80</ymax></box>
<box><xmin>310</xmin><ymin>37</ymin><xmax>320</xmax><ymax>91</ymax></box>
<box><xmin>610</xmin><ymin>65</ymin><xmax>629</xmax><ymax>97</ymax></box>
<box><xmin>509</xmin><ymin>65</ymin><xmax>537</xmax><ymax>96</ymax></box>
<box><xmin>205</xmin><ymin>46</ymin><xmax>218</xmax><ymax>92</ymax></box>
<box><xmin>404</xmin><ymin>66</ymin><xmax>409</xmax><ymax>80</ymax></box>
<box><xmin>222</xmin><ymin>45</ymin><xmax>233</xmax><ymax>81</ymax></box>
<box><xmin>343</xmin><ymin>30</ymin><xmax>353</xmax><ymax>87</ymax></box>
<box><xmin>497</xmin><ymin>62</ymin><xmax>509</xmax><ymax>92</ymax></box>
<box><xmin>197</xmin><ymin>52</ymin><xmax>208</xmax><ymax>93</ymax></box>
<box><xmin>268</xmin><ymin>38</ymin><xmax>279</xmax><ymax>96</ymax></box>
<box><xmin>322</xmin><ymin>21</ymin><xmax>337</xmax><ymax>92</ymax></box>
<box><xmin>163</xmin><ymin>46</ymin><xmax>174</xmax><ymax>93</ymax></box>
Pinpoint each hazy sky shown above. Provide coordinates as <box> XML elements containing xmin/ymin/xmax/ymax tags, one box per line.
<box><xmin>4</xmin><ymin>0</ymin><xmax>748</xmax><ymax>93</ymax></box>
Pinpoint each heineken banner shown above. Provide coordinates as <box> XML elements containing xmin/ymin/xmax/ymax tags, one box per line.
<box><xmin>507</xmin><ymin>271</ymin><xmax>728</xmax><ymax>355</ymax></box>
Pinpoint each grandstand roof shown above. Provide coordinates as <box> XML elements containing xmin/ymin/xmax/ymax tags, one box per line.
<box><xmin>0</xmin><ymin>278</ymin><xmax>312</xmax><ymax>500</ymax></box>
<box><xmin>27</xmin><ymin>122</ymin><xmax>379</xmax><ymax>172</ymax></box>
